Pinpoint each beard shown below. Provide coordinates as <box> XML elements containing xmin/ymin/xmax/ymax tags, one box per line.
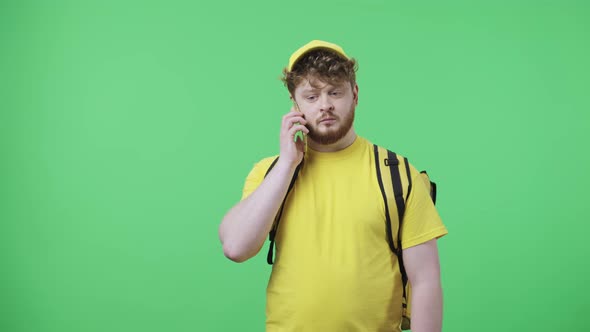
<box><xmin>307</xmin><ymin>106</ymin><xmax>355</xmax><ymax>145</ymax></box>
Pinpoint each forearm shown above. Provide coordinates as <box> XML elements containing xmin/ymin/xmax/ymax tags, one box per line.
<box><xmin>409</xmin><ymin>281</ymin><xmax>443</xmax><ymax>332</ymax></box>
<box><xmin>219</xmin><ymin>160</ymin><xmax>296</xmax><ymax>262</ymax></box>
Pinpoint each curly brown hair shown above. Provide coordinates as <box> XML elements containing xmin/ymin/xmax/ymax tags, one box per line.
<box><xmin>281</xmin><ymin>49</ymin><xmax>358</xmax><ymax>95</ymax></box>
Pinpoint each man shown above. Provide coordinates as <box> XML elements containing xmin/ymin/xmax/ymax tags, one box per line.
<box><xmin>219</xmin><ymin>40</ymin><xmax>448</xmax><ymax>332</ymax></box>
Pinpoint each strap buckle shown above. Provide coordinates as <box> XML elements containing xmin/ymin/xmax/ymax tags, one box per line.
<box><xmin>384</xmin><ymin>158</ymin><xmax>399</xmax><ymax>166</ymax></box>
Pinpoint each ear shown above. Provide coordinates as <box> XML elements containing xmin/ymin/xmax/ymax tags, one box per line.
<box><xmin>353</xmin><ymin>84</ymin><xmax>359</xmax><ymax>105</ymax></box>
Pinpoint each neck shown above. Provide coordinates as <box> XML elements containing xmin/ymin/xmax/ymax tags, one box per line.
<box><xmin>308</xmin><ymin>128</ymin><xmax>357</xmax><ymax>152</ymax></box>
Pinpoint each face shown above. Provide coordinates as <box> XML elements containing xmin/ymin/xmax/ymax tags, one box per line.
<box><xmin>293</xmin><ymin>77</ymin><xmax>359</xmax><ymax>145</ymax></box>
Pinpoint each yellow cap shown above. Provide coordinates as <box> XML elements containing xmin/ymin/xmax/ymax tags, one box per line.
<box><xmin>287</xmin><ymin>40</ymin><xmax>349</xmax><ymax>72</ymax></box>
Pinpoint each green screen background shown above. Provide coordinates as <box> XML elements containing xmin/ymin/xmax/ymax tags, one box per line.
<box><xmin>2</xmin><ymin>1</ymin><xmax>589</xmax><ymax>331</ymax></box>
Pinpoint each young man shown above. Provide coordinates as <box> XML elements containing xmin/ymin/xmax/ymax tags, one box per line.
<box><xmin>219</xmin><ymin>40</ymin><xmax>448</xmax><ymax>332</ymax></box>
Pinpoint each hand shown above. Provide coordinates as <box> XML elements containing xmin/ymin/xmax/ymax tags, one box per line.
<box><xmin>278</xmin><ymin>107</ymin><xmax>309</xmax><ymax>169</ymax></box>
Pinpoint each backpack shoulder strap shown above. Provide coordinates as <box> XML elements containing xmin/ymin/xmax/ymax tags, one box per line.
<box><xmin>373</xmin><ymin>145</ymin><xmax>412</xmax><ymax>254</ymax></box>
<box><xmin>374</xmin><ymin>145</ymin><xmax>398</xmax><ymax>253</ymax></box>
<box><xmin>373</xmin><ymin>145</ymin><xmax>412</xmax><ymax>303</ymax></box>
<box><xmin>375</xmin><ymin>146</ymin><xmax>439</xmax><ymax>331</ymax></box>
<box><xmin>264</xmin><ymin>156</ymin><xmax>280</xmax><ymax>177</ymax></box>
<box><xmin>263</xmin><ymin>156</ymin><xmax>301</xmax><ymax>265</ymax></box>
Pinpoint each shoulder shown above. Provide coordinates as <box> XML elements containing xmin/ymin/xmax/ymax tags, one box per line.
<box><xmin>241</xmin><ymin>154</ymin><xmax>279</xmax><ymax>200</ymax></box>
<box><xmin>257</xmin><ymin>155</ymin><xmax>280</xmax><ymax>171</ymax></box>
<box><xmin>370</xmin><ymin>140</ymin><xmax>423</xmax><ymax>180</ymax></box>
<box><xmin>369</xmin><ymin>139</ymin><xmax>413</xmax><ymax>168</ymax></box>
<box><xmin>246</xmin><ymin>155</ymin><xmax>280</xmax><ymax>178</ymax></box>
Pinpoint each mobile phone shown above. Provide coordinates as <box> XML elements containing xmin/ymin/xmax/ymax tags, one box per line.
<box><xmin>293</xmin><ymin>99</ymin><xmax>305</xmax><ymax>142</ymax></box>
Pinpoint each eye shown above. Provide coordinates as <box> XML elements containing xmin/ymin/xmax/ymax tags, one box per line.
<box><xmin>306</xmin><ymin>95</ymin><xmax>317</xmax><ymax>101</ymax></box>
<box><xmin>330</xmin><ymin>90</ymin><xmax>342</xmax><ymax>96</ymax></box>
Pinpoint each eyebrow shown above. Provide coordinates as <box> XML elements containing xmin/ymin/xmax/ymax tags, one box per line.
<box><xmin>301</xmin><ymin>85</ymin><xmax>344</xmax><ymax>93</ymax></box>
<box><xmin>301</xmin><ymin>88</ymin><xmax>322</xmax><ymax>93</ymax></box>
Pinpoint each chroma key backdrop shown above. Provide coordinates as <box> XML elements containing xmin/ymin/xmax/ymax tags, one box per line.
<box><xmin>2</xmin><ymin>1</ymin><xmax>589</xmax><ymax>331</ymax></box>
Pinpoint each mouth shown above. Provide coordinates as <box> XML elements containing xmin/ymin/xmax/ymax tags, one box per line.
<box><xmin>319</xmin><ymin>118</ymin><xmax>336</xmax><ymax>123</ymax></box>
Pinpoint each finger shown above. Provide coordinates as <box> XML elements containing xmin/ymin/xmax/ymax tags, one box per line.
<box><xmin>282</xmin><ymin>119</ymin><xmax>307</xmax><ymax>133</ymax></box>
<box><xmin>283</xmin><ymin>116</ymin><xmax>304</xmax><ymax>129</ymax></box>
<box><xmin>295</xmin><ymin>139</ymin><xmax>305</xmax><ymax>153</ymax></box>
<box><xmin>287</xmin><ymin>116</ymin><xmax>308</xmax><ymax>127</ymax></box>
<box><xmin>284</xmin><ymin>109</ymin><xmax>306</xmax><ymax>120</ymax></box>
<box><xmin>283</xmin><ymin>109</ymin><xmax>300</xmax><ymax>118</ymax></box>
<box><xmin>282</xmin><ymin>112</ymin><xmax>300</xmax><ymax>127</ymax></box>
<box><xmin>288</xmin><ymin>124</ymin><xmax>309</xmax><ymax>137</ymax></box>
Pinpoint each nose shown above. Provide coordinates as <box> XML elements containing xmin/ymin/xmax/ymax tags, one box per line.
<box><xmin>319</xmin><ymin>94</ymin><xmax>335</xmax><ymax>112</ymax></box>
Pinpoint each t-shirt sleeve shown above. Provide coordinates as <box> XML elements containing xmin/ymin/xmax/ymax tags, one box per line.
<box><xmin>241</xmin><ymin>156</ymin><xmax>279</xmax><ymax>201</ymax></box>
<box><xmin>400</xmin><ymin>166</ymin><xmax>448</xmax><ymax>249</ymax></box>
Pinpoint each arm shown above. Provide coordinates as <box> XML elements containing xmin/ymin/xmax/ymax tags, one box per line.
<box><xmin>218</xmin><ymin>109</ymin><xmax>308</xmax><ymax>263</ymax></box>
<box><xmin>402</xmin><ymin>239</ymin><xmax>443</xmax><ymax>332</ymax></box>
<box><xmin>219</xmin><ymin>160</ymin><xmax>297</xmax><ymax>262</ymax></box>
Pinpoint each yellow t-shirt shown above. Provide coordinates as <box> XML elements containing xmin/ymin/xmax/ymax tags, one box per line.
<box><xmin>241</xmin><ymin>136</ymin><xmax>448</xmax><ymax>332</ymax></box>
